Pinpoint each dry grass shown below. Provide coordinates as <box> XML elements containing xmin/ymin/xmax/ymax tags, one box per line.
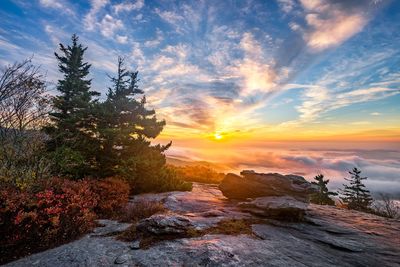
<box><xmin>186</xmin><ymin>218</ymin><xmax>262</xmax><ymax>238</ymax></box>
<box><xmin>117</xmin><ymin>200</ymin><xmax>166</xmax><ymax>242</ymax></box>
<box><xmin>130</xmin><ymin>218</ymin><xmax>265</xmax><ymax>249</ymax></box>
<box><xmin>119</xmin><ymin>200</ymin><xmax>166</xmax><ymax>223</ymax></box>
<box><xmin>207</xmin><ymin>219</ymin><xmax>257</xmax><ymax>235</ymax></box>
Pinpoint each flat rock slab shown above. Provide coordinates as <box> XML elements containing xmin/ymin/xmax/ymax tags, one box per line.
<box><xmin>6</xmin><ymin>184</ymin><xmax>400</xmax><ymax>267</ymax></box>
<box><xmin>238</xmin><ymin>196</ymin><xmax>308</xmax><ymax>221</ymax></box>
<box><xmin>91</xmin><ymin>220</ymin><xmax>132</xmax><ymax>237</ymax></box>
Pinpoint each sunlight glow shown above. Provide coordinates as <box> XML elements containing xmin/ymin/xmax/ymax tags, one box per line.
<box><xmin>214</xmin><ymin>132</ymin><xmax>223</xmax><ymax>140</ymax></box>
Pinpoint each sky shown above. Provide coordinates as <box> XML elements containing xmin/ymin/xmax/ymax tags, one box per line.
<box><xmin>0</xmin><ymin>0</ymin><xmax>400</xmax><ymax>194</ymax></box>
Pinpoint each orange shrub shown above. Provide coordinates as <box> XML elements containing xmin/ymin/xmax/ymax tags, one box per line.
<box><xmin>91</xmin><ymin>177</ymin><xmax>130</xmax><ymax>218</ymax></box>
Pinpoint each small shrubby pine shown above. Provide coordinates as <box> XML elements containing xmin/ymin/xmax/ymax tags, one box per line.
<box><xmin>310</xmin><ymin>174</ymin><xmax>337</xmax><ymax>205</ymax></box>
<box><xmin>339</xmin><ymin>167</ymin><xmax>373</xmax><ymax>211</ymax></box>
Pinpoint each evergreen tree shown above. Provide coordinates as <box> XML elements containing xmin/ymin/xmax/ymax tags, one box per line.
<box><xmin>310</xmin><ymin>174</ymin><xmax>337</xmax><ymax>205</ymax></box>
<box><xmin>339</xmin><ymin>167</ymin><xmax>373</xmax><ymax>211</ymax></box>
<box><xmin>97</xmin><ymin>57</ymin><xmax>169</xmax><ymax>185</ymax></box>
<box><xmin>45</xmin><ymin>34</ymin><xmax>100</xmax><ymax>178</ymax></box>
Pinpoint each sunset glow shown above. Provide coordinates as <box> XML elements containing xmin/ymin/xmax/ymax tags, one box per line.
<box><xmin>214</xmin><ymin>132</ymin><xmax>223</xmax><ymax>141</ymax></box>
<box><xmin>0</xmin><ymin>0</ymin><xmax>399</xmax><ymax>194</ymax></box>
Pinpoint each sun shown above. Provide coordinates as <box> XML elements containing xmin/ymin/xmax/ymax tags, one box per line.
<box><xmin>214</xmin><ymin>132</ymin><xmax>223</xmax><ymax>140</ymax></box>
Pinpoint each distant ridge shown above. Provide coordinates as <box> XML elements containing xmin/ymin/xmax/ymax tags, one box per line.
<box><xmin>166</xmin><ymin>156</ymin><xmax>229</xmax><ymax>172</ymax></box>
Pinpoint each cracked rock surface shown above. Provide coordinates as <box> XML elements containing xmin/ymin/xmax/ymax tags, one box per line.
<box><xmin>6</xmin><ymin>183</ymin><xmax>400</xmax><ymax>267</ymax></box>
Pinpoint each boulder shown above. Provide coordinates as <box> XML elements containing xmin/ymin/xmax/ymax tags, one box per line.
<box><xmin>114</xmin><ymin>254</ymin><xmax>130</xmax><ymax>264</ymax></box>
<box><xmin>137</xmin><ymin>214</ymin><xmax>193</xmax><ymax>235</ymax></box>
<box><xmin>129</xmin><ymin>240</ymin><xmax>140</xmax><ymax>250</ymax></box>
<box><xmin>219</xmin><ymin>170</ymin><xmax>317</xmax><ymax>201</ymax></box>
<box><xmin>238</xmin><ymin>196</ymin><xmax>308</xmax><ymax>221</ymax></box>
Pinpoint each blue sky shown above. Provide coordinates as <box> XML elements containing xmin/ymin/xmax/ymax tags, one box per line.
<box><xmin>0</xmin><ymin>0</ymin><xmax>399</xmax><ymax>140</ymax></box>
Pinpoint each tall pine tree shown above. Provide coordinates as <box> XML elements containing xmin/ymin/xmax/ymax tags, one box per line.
<box><xmin>310</xmin><ymin>174</ymin><xmax>337</xmax><ymax>205</ymax></box>
<box><xmin>339</xmin><ymin>167</ymin><xmax>373</xmax><ymax>211</ymax></box>
<box><xmin>97</xmin><ymin>57</ymin><xmax>169</xmax><ymax>190</ymax></box>
<box><xmin>46</xmin><ymin>34</ymin><xmax>100</xmax><ymax>178</ymax></box>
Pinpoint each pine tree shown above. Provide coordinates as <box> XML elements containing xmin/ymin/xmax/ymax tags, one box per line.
<box><xmin>339</xmin><ymin>167</ymin><xmax>373</xmax><ymax>211</ymax></box>
<box><xmin>310</xmin><ymin>174</ymin><xmax>337</xmax><ymax>205</ymax></box>
<box><xmin>46</xmin><ymin>34</ymin><xmax>100</xmax><ymax>178</ymax></box>
<box><xmin>97</xmin><ymin>57</ymin><xmax>169</xmax><ymax>182</ymax></box>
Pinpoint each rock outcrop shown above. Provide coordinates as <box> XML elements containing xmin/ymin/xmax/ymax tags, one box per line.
<box><xmin>137</xmin><ymin>214</ymin><xmax>193</xmax><ymax>235</ymax></box>
<box><xmin>5</xmin><ymin>183</ymin><xmax>400</xmax><ymax>267</ymax></box>
<box><xmin>238</xmin><ymin>196</ymin><xmax>308</xmax><ymax>221</ymax></box>
<box><xmin>219</xmin><ymin>170</ymin><xmax>317</xmax><ymax>201</ymax></box>
<box><xmin>219</xmin><ymin>170</ymin><xmax>318</xmax><ymax>221</ymax></box>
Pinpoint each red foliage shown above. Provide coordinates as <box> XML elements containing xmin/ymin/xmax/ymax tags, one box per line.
<box><xmin>0</xmin><ymin>178</ymin><xmax>98</xmax><ymax>264</ymax></box>
<box><xmin>91</xmin><ymin>177</ymin><xmax>130</xmax><ymax>218</ymax></box>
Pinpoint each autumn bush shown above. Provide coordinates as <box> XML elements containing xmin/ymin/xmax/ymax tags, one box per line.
<box><xmin>90</xmin><ymin>177</ymin><xmax>130</xmax><ymax>218</ymax></box>
<box><xmin>0</xmin><ymin>178</ymin><xmax>98</xmax><ymax>264</ymax></box>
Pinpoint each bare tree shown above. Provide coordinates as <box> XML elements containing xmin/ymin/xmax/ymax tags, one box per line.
<box><xmin>373</xmin><ymin>193</ymin><xmax>400</xmax><ymax>219</ymax></box>
<box><xmin>0</xmin><ymin>59</ymin><xmax>50</xmax><ymax>186</ymax></box>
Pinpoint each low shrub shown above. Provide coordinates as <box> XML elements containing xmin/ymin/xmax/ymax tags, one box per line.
<box><xmin>90</xmin><ymin>177</ymin><xmax>130</xmax><ymax>218</ymax></box>
<box><xmin>0</xmin><ymin>178</ymin><xmax>98</xmax><ymax>264</ymax></box>
<box><xmin>129</xmin><ymin>165</ymin><xmax>192</xmax><ymax>194</ymax></box>
<box><xmin>167</xmin><ymin>164</ymin><xmax>225</xmax><ymax>184</ymax></box>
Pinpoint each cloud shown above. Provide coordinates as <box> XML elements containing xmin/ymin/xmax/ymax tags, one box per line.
<box><xmin>298</xmin><ymin>0</ymin><xmax>377</xmax><ymax>51</ymax></box>
<box><xmin>39</xmin><ymin>0</ymin><xmax>74</xmax><ymax>15</ymax></box>
<box><xmin>131</xmin><ymin>42</ymin><xmax>145</xmax><ymax>64</ymax></box>
<box><xmin>234</xmin><ymin>32</ymin><xmax>278</xmax><ymax>96</ymax></box>
<box><xmin>99</xmin><ymin>14</ymin><xmax>124</xmax><ymax>38</ymax></box>
<box><xmin>154</xmin><ymin>8</ymin><xmax>184</xmax><ymax>25</ymax></box>
<box><xmin>277</xmin><ymin>0</ymin><xmax>296</xmax><ymax>13</ymax></box>
<box><xmin>133</xmin><ymin>13</ymin><xmax>143</xmax><ymax>21</ymax></box>
<box><xmin>84</xmin><ymin>0</ymin><xmax>109</xmax><ymax>31</ymax></box>
<box><xmin>370</xmin><ymin>112</ymin><xmax>381</xmax><ymax>116</ymax></box>
<box><xmin>144</xmin><ymin>29</ymin><xmax>163</xmax><ymax>48</ymax></box>
<box><xmin>84</xmin><ymin>39</ymin><xmax>118</xmax><ymax>72</ymax></box>
<box><xmin>116</xmin><ymin>35</ymin><xmax>128</xmax><ymax>44</ymax></box>
<box><xmin>171</xmin><ymin>145</ymin><xmax>400</xmax><ymax>194</ymax></box>
<box><xmin>113</xmin><ymin>0</ymin><xmax>144</xmax><ymax>14</ymax></box>
<box><xmin>294</xmin><ymin>86</ymin><xmax>399</xmax><ymax>124</ymax></box>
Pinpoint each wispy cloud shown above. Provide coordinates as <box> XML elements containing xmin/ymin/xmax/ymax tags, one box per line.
<box><xmin>144</xmin><ymin>28</ymin><xmax>164</xmax><ymax>48</ymax></box>
<box><xmin>99</xmin><ymin>14</ymin><xmax>123</xmax><ymax>38</ymax></box>
<box><xmin>39</xmin><ymin>0</ymin><xmax>74</xmax><ymax>15</ymax></box>
<box><xmin>155</xmin><ymin>8</ymin><xmax>183</xmax><ymax>26</ymax></box>
<box><xmin>116</xmin><ymin>34</ymin><xmax>128</xmax><ymax>44</ymax></box>
<box><xmin>112</xmin><ymin>0</ymin><xmax>144</xmax><ymax>14</ymax></box>
<box><xmin>299</xmin><ymin>0</ymin><xmax>373</xmax><ymax>51</ymax></box>
<box><xmin>84</xmin><ymin>0</ymin><xmax>109</xmax><ymax>31</ymax></box>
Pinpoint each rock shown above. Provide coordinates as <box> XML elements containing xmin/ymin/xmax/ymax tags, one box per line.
<box><xmin>238</xmin><ymin>196</ymin><xmax>308</xmax><ymax>221</ymax></box>
<box><xmin>91</xmin><ymin>219</ymin><xmax>131</xmax><ymax>237</ymax></box>
<box><xmin>137</xmin><ymin>214</ymin><xmax>193</xmax><ymax>235</ymax></box>
<box><xmin>114</xmin><ymin>253</ymin><xmax>130</xmax><ymax>264</ymax></box>
<box><xmin>5</xmin><ymin>184</ymin><xmax>400</xmax><ymax>267</ymax></box>
<box><xmin>129</xmin><ymin>240</ymin><xmax>140</xmax><ymax>250</ymax></box>
<box><xmin>219</xmin><ymin>171</ymin><xmax>317</xmax><ymax>201</ymax></box>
